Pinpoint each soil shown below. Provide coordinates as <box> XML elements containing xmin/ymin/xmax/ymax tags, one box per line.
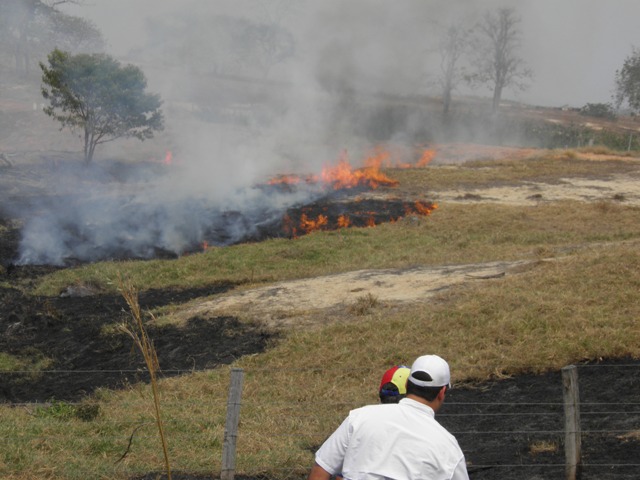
<box><xmin>1</xmin><ymin>145</ymin><xmax>639</xmax><ymax>479</ymax></box>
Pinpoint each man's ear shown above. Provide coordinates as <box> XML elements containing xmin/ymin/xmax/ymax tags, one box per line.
<box><xmin>438</xmin><ymin>386</ymin><xmax>447</xmax><ymax>401</ymax></box>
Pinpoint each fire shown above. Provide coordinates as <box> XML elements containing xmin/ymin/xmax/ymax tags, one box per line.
<box><xmin>164</xmin><ymin>150</ymin><xmax>173</xmax><ymax>165</ymax></box>
<box><xmin>416</xmin><ymin>148</ymin><xmax>435</xmax><ymax>167</ymax></box>
<box><xmin>319</xmin><ymin>151</ymin><xmax>398</xmax><ymax>190</ymax></box>
<box><xmin>410</xmin><ymin>200</ymin><xmax>438</xmax><ymax>216</ymax></box>
<box><xmin>337</xmin><ymin>215</ymin><xmax>351</xmax><ymax>228</ymax></box>
<box><xmin>283</xmin><ymin>200</ymin><xmax>438</xmax><ymax>238</ymax></box>
<box><xmin>300</xmin><ymin>213</ymin><xmax>328</xmax><ymax>233</ymax></box>
<box><xmin>268</xmin><ymin>173</ymin><xmax>314</xmax><ymax>186</ymax></box>
<box><xmin>267</xmin><ymin>145</ymin><xmax>439</xmax><ymax>240</ymax></box>
<box><xmin>266</xmin><ymin>145</ymin><xmax>436</xmax><ymax>190</ymax></box>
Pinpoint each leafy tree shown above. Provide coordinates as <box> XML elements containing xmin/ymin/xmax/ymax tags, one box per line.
<box><xmin>579</xmin><ymin>102</ymin><xmax>617</xmax><ymax>120</ymax></box>
<box><xmin>40</xmin><ymin>49</ymin><xmax>164</xmax><ymax>164</ymax></box>
<box><xmin>614</xmin><ymin>47</ymin><xmax>640</xmax><ymax>114</ymax></box>
<box><xmin>468</xmin><ymin>7</ymin><xmax>533</xmax><ymax>113</ymax></box>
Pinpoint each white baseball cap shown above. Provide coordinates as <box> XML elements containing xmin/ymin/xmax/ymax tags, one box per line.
<box><xmin>408</xmin><ymin>354</ymin><xmax>451</xmax><ymax>388</ymax></box>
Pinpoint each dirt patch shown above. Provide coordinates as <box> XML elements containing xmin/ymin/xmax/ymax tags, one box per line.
<box><xmin>179</xmin><ymin>261</ymin><xmax>529</xmax><ymax>330</ymax></box>
<box><xmin>429</xmin><ymin>143</ymin><xmax>640</xmax><ymax>206</ymax></box>
<box><xmin>437</xmin><ymin>174</ymin><xmax>640</xmax><ymax>206</ymax></box>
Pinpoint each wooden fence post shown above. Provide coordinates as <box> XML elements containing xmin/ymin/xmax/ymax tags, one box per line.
<box><xmin>221</xmin><ymin>368</ymin><xmax>244</xmax><ymax>480</ymax></box>
<box><xmin>562</xmin><ymin>365</ymin><xmax>582</xmax><ymax>480</ymax></box>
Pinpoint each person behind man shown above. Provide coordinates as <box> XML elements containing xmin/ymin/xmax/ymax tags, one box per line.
<box><xmin>378</xmin><ymin>365</ymin><xmax>410</xmax><ymax>404</ymax></box>
<box><xmin>308</xmin><ymin>354</ymin><xmax>469</xmax><ymax>480</ymax></box>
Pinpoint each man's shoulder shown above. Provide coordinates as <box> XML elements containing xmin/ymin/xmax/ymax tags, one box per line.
<box><xmin>350</xmin><ymin>402</ymin><xmax>397</xmax><ymax>416</ymax></box>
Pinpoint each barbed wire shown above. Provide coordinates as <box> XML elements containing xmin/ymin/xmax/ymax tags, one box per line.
<box><xmin>0</xmin><ymin>363</ymin><xmax>637</xmax><ymax>477</ymax></box>
<box><xmin>0</xmin><ymin>361</ymin><xmax>638</xmax><ymax>376</ymax></box>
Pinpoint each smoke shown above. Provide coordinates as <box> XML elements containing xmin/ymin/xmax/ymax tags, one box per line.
<box><xmin>15</xmin><ymin>0</ymin><xmax>633</xmax><ymax>265</ymax></box>
<box><xmin>13</xmin><ymin>159</ymin><xmax>326</xmax><ymax>265</ymax></box>
<box><xmin>9</xmin><ymin>1</ymin><xmax>475</xmax><ymax>264</ymax></box>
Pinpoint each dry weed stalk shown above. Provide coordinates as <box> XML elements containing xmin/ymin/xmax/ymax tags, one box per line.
<box><xmin>119</xmin><ymin>277</ymin><xmax>172</xmax><ymax>480</ymax></box>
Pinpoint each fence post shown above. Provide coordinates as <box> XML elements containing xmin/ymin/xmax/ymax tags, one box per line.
<box><xmin>562</xmin><ymin>365</ymin><xmax>582</xmax><ymax>480</ymax></box>
<box><xmin>221</xmin><ymin>368</ymin><xmax>244</xmax><ymax>480</ymax></box>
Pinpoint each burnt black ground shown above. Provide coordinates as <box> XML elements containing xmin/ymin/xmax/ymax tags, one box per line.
<box><xmin>0</xmin><ymin>265</ymin><xmax>272</xmax><ymax>402</ymax></box>
<box><xmin>1</xmin><ymin>167</ymin><xmax>639</xmax><ymax>479</ymax></box>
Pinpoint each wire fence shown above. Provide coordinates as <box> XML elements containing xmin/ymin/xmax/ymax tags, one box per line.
<box><xmin>1</xmin><ymin>363</ymin><xmax>639</xmax><ymax>479</ymax></box>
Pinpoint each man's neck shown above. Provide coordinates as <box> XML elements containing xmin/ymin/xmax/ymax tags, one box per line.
<box><xmin>406</xmin><ymin>393</ymin><xmax>441</xmax><ymax>412</ymax></box>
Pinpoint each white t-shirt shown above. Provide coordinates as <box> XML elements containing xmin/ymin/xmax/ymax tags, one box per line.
<box><xmin>315</xmin><ymin>397</ymin><xmax>469</xmax><ymax>480</ymax></box>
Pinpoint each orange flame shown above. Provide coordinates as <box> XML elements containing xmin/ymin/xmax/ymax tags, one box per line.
<box><xmin>320</xmin><ymin>150</ymin><xmax>399</xmax><ymax>190</ymax></box>
<box><xmin>164</xmin><ymin>150</ymin><xmax>173</xmax><ymax>165</ymax></box>
<box><xmin>416</xmin><ymin>148</ymin><xmax>435</xmax><ymax>167</ymax></box>
<box><xmin>412</xmin><ymin>200</ymin><xmax>438</xmax><ymax>215</ymax></box>
<box><xmin>300</xmin><ymin>213</ymin><xmax>328</xmax><ymax>233</ymax></box>
<box><xmin>267</xmin><ymin>148</ymin><xmax>404</xmax><ymax>190</ymax></box>
<box><xmin>337</xmin><ymin>215</ymin><xmax>351</xmax><ymax>228</ymax></box>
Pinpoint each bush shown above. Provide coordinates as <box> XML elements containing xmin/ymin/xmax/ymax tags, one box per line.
<box><xmin>579</xmin><ymin>103</ymin><xmax>617</xmax><ymax>120</ymax></box>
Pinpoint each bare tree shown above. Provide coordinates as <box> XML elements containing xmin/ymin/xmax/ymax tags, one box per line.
<box><xmin>233</xmin><ymin>22</ymin><xmax>295</xmax><ymax>78</ymax></box>
<box><xmin>468</xmin><ymin>7</ymin><xmax>532</xmax><ymax>113</ymax></box>
<box><xmin>0</xmin><ymin>0</ymin><xmax>97</xmax><ymax>78</ymax></box>
<box><xmin>247</xmin><ymin>0</ymin><xmax>300</xmax><ymax>27</ymax></box>
<box><xmin>437</xmin><ymin>23</ymin><xmax>470</xmax><ymax>116</ymax></box>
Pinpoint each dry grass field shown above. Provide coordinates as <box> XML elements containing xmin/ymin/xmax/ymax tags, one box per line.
<box><xmin>1</xmin><ymin>80</ymin><xmax>640</xmax><ymax>479</ymax></box>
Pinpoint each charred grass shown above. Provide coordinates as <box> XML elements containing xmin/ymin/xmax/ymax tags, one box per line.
<box><xmin>2</xmin><ymin>151</ymin><xmax>640</xmax><ymax>478</ymax></box>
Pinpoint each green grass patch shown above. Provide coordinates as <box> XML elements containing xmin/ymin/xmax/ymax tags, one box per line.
<box><xmin>0</xmin><ymin>351</ymin><xmax>53</xmax><ymax>373</ymax></box>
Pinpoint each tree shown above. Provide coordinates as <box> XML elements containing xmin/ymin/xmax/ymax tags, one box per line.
<box><xmin>232</xmin><ymin>21</ymin><xmax>295</xmax><ymax>78</ymax></box>
<box><xmin>142</xmin><ymin>13</ymin><xmax>295</xmax><ymax>79</ymax></box>
<box><xmin>436</xmin><ymin>23</ymin><xmax>470</xmax><ymax>117</ymax></box>
<box><xmin>468</xmin><ymin>7</ymin><xmax>532</xmax><ymax>113</ymax></box>
<box><xmin>580</xmin><ymin>102</ymin><xmax>616</xmax><ymax>120</ymax></box>
<box><xmin>0</xmin><ymin>0</ymin><xmax>100</xmax><ymax>77</ymax></box>
<box><xmin>615</xmin><ymin>47</ymin><xmax>640</xmax><ymax>114</ymax></box>
<box><xmin>40</xmin><ymin>49</ymin><xmax>164</xmax><ymax>164</ymax></box>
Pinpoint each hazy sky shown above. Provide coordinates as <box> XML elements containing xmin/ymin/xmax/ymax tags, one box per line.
<box><xmin>62</xmin><ymin>0</ymin><xmax>640</xmax><ymax>108</ymax></box>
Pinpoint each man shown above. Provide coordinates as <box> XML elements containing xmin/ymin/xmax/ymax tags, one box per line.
<box><xmin>308</xmin><ymin>355</ymin><xmax>469</xmax><ymax>480</ymax></box>
<box><xmin>378</xmin><ymin>365</ymin><xmax>410</xmax><ymax>404</ymax></box>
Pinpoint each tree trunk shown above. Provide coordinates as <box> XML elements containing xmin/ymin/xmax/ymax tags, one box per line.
<box><xmin>83</xmin><ymin>128</ymin><xmax>93</xmax><ymax>164</ymax></box>
<box><xmin>492</xmin><ymin>83</ymin><xmax>503</xmax><ymax>114</ymax></box>
<box><xmin>442</xmin><ymin>88</ymin><xmax>452</xmax><ymax>116</ymax></box>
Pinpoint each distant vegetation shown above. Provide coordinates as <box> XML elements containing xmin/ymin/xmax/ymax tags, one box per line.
<box><xmin>579</xmin><ymin>102</ymin><xmax>617</xmax><ymax>120</ymax></box>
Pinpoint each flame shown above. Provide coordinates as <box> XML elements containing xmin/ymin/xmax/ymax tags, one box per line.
<box><xmin>300</xmin><ymin>213</ymin><xmax>328</xmax><ymax>233</ymax></box>
<box><xmin>266</xmin><ymin>145</ymin><xmax>437</xmax><ymax>189</ymax></box>
<box><xmin>164</xmin><ymin>150</ymin><xmax>173</xmax><ymax>165</ymax></box>
<box><xmin>411</xmin><ymin>200</ymin><xmax>438</xmax><ymax>215</ymax></box>
<box><xmin>320</xmin><ymin>150</ymin><xmax>399</xmax><ymax>190</ymax></box>
<box><xmin>416</xmin><ymin>148</ymin><xmax>435</xmax><ymax>167</ymax></box>
<box><xmin>267</xmin><ymin>146</ymin><xmax>438</xmax><ymax>239</ymax></box>
<box><xmin>268</xmin><ymin>174</ymin><xmax>315</xmax><ymax>186</ymax></box>
<box><xmin>337</xmin><ymin>215</ymin><xmax>351</xmax><ymax>228</ymax></box>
